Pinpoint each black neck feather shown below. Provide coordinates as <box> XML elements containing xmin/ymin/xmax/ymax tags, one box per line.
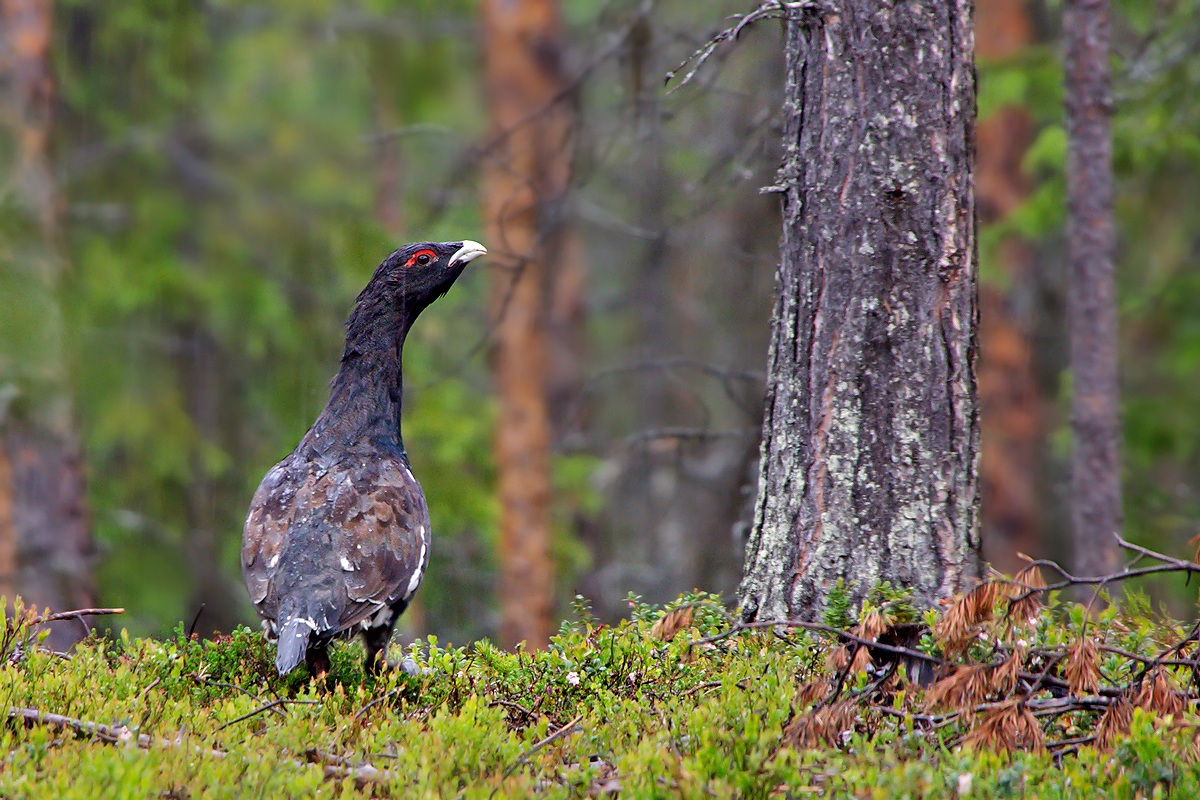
<box><xmin>301</xmin><ymin>283</ymin><xmax>422</xmax><ymax>457</ymax></box>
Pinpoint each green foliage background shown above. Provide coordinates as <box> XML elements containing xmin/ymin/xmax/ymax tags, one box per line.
<box><xmin>975</xmin><ymin>0</ymin><xmax>1200</xmax><ymax>568</ymax></box>
<box><xmin>2</xmin><ymin>0</ymin><xmax>1197</xmax><ymax>637</ymax></box>
<box><xmin>54</xmin><ymin>0</ymin><xmax>499</xmax><ymax>637</ymax></box>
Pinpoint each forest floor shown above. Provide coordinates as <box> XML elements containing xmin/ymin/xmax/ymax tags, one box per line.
<box><xmin>0</xmin><ymin>580</ymin><xmax>1199</xmax><ymax>798</ymax></box>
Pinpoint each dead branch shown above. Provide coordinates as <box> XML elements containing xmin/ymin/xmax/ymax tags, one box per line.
<box><xmin>665</xmin><ymin>1</ymin><xmax>821</xmax><ymax>93</ymax></box>
<box><xmin>12</xmin><ymin>704</ymin><xmax>395</xmax><ymax>788</ymax></box>
<box><xmin>492</xmin><ymin>714</ymin><xmax>584</xmax><ymax>795</ymax></box>
<box><xmin>306</xmin><ymin>749</ymin><xmax>392</xmax><ymax>788</ymax></box>
<box><xmin>30</xmin><ymin>607</ymin><xmax>124</xmax><ymax>626</ymax></box>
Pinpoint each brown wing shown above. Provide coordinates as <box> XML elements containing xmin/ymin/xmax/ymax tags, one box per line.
<box><xmin>241</xmin><ymin>452</ymin><xmax>431</xmax><ymax>637</ymax></box>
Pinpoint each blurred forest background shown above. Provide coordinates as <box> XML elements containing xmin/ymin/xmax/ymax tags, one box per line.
<box><xmin>0</xmin><ymin>0</ymin><xmax>1198</xmax><ymax>648</ymax></box>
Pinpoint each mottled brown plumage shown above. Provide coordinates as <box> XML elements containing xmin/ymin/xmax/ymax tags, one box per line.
<box><xmin>242</xmin><ymin>240</ymin><xmax>485</xmax><ymax>675</ymax></box>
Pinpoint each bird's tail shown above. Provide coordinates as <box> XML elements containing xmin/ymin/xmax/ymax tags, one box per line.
<box><xmin>275</xmin><ymin>604</ymin><xmax>317</xmax><ymax>675</ymax></box>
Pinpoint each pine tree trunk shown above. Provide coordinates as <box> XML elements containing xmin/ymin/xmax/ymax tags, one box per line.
<box><xmin>976</xmin><ymin>0</ymin><xmax>1043</xmax><ymax>574</ymax></box>
<box><xmin>481</xmin><ymin>0</ymin><xmax>572</xmax><ymax>649</ymax></box>
<box><xmin>1</xmin><ymin>427</ymin><xmax>93</xmax><ymax>648</ymax></box>
<box><xmin>0</xmin><ymin>0</ymin><xmax>94</xmax><ymax>648</ymax></box>
<box><xmin>1064</xmin><ymin>0</ymin><xmax>1119</xmax><ymax>577</ymax></box>
<box><xmin>739</xmin><ymin>0</ymin><xmax>981</xmax><ymax>623</ymax></box>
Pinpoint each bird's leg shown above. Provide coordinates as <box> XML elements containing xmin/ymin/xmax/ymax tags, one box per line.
<box><xmin>363</xmin><ymin>625</ymin><xmax>394</xmax><ymax>676</ymax></box>
<box><xmin>305</xmin><ymin>642</ymin><xmax>331</xmax><ymax>680</ymax></box>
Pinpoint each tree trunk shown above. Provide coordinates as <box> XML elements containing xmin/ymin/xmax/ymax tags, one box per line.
<box><xmin>739</xmin><ymin>0</ymin><xmax>981</xmax><ymax>623</ymax></box>
<box><xmin>0</xmin><ymin>0</ymin><xmax>94</xmax><ymax>648</ymax></box>
<box><xmin>2</xmin><ymin>427</ymin><xmax>93</xmax><ymax>647</ymax></box>
<box><xmin>481</xmin><ymin>0</ymin><xmax>572</xmax><ymax>649</ymax></box>
<box><xmin>1064</xmin><ymin>0</ymin><xmax>1119</xmax><ymax>577</ymax></box>
<box><xmin>976</xmin><ymin>0</ymin><xmax>1042</xmax><ymax>574</ymax></box>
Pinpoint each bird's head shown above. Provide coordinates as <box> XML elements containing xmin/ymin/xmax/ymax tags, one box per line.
<box><xmin>360</xmin><ymin>240</ymin><xmax>487</xmax><ymax>317</ymax></box>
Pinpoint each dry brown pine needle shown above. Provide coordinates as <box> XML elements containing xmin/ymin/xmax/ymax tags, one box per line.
<box><xmin>992</xmin><ymin>648</ymin><xmax>1023</xmax><ymax>696</ymax></box>
<box><xmin>856</xmin><ymin>610</ymin><xmax>891</xmax><ymax>643</ymax></box>
<box><xmin>826</xmin><ymin>645</ymin><xmax>851</xmax><ymax>673</ymax></box>
<box><xmin>793</xmin><ymin>680</ymin><xmax>832</xmax><ymax>710</ymax></box>
<box><xmin>1006</xmin><ymin>564</ymin><xmax>1046</xmax><ymax>624</ymax></box>
<box><xmin>1135</xmin><ymin>667</ymin><xmax>1187</xmax><ymax>719</ymax></box>
<box><xmin>649</xmin><ymin>607</ymin><xmax>694</xmax><ymax>642</ymax></box>
<box><xmin>849</xmin><ymin>645</ymin><xmax>872</xmax><ymax>675</ymax></box>
<box><xmin>962</xmin><ymin>699</ymin><xmax>1044</xmax><ymax>754</ymax></box>
<box><xmin>1095</xmin><ymin>696</ymin><xmax>1133</xmax><ymax>751</ymax></box>
<box><xmin>936</xmin><ymin>582</ymin><xmax>1001</xmax><ymax>651</ymax></box>
<box><xmin>925</xmin><ymin>665</ymin><xmax>994</xmax><ymax>713</ymax></box>
<box><xmin>1063</xmin><ymin>638</ymin><xmax>1102</xmax><ymax>697</ymax></box>
<box><xmin>782</xmin><ymin>700</ymin><xmax>858</xmax><ymax>750</ymax></box>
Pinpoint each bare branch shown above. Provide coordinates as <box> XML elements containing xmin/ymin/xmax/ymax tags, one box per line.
<box><xmin>31</xmin><ymin>607</ymin><xmax>124</xmax><ymax>626</ymax></box>
<box><xmin>492</xmin><ymin>714</ymin><xmax>584</xmax><ymax>795</ymax></box>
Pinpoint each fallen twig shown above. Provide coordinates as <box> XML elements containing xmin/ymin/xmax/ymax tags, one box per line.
<box><xmin>11</xmin><ymin>706</ymin><xmax>153</xmax><ymax>747</ymax></box>
<box><xmin>212</xmin><ymin>697</ymin><xmax>317</xmax><ymax>734</ymax></box>
<box><xmin>12</xmin><ymin>704</ymin><xmax>390</xmax><ymax>789</ymax></box>
<box><xmin>192</xmin><ymin>674</ymin><xmax>287</xmax><ymax>719</ymax></box>
<box><xmin>354</xmin><ymin>686</ymin><xmax>404</xmax><ymax>721</ymax></box>
<box><xmin>489</xmin><ymin>699</ymin><xmax>537</xmax><ymax>723</ymax></box>
<box><xmin>8</xmin><ymin>706</ymin><xmax>221</xmax><ymax>758</ymax></box>
<box><xmin>31</xmin><ymin>607</ymin><xmax>125</xmax><ymax>626</ymax></box>
<box><xmin>307</xmin><ymin>749</ymin><xmax>393</xmax><ymax>788</ymax></box>
<box><xmin>492</xmin><ymin>714</ymin><xmax>584</xmax><ymax>795</ymax></box>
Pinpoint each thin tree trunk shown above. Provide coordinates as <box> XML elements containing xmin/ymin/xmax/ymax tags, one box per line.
<box><xmin>976</xmin><ymin>0</ymin><xmax>1042</xmax><ymax>573</ymax></box>
<box><xmin>1065</xmin><ymin>0</ymin><xmax>1119</xmax><ymax>577</ymax></box>
<box><xmin>3</xmin><ymin>428</ymin><xmax>93</xmax><ymax>646</ymax></box>
<box><xmin>368</xmin><ymin>41</ymin><xmax>405</xmax><ymax>237</ymax></box>
<box><xmin>739</xmin><ymin>0</ymin><xmax>981</xmax><ymax>623</ymax></box>
<box><xmin>0</xmin><ymin>0</ymin><xmax>94</xmax><ymax>648</ymax></box>
<box><xmin>179</xmin><ymin>326</ymin><xmax>242</xmax><ymax>636</ymax></box>
<box><xmin>0</xmin><ymin>448</ymin><xmax>14</xmax><ymax>598</ymax></box>
<box><xmin>481</xmin><ymin>0</ymin><xmax>572</xmax><ymax>649</ymax></box>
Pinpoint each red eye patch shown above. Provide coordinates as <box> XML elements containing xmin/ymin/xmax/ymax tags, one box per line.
<box><xmin>404</xmin><ymin>249</ymin><xmax>438</xmax><ymax>268</ymax></box>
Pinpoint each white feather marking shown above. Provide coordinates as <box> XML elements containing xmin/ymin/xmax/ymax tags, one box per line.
<box><xmin>340</xmin><ymin>556</ymin><xmax>354</xmax><ymax>571</ymax></box>
<box><xmin>361</xmin><ymin>606</ymin><xmax>394</xmax><ymax>630</ymax></box>
<box><xmin>267</xmin><ymin>553</ymin><xmax>280</xmax><ymax>569</ymax></box>
<box><xmin>404</xmin><ymin>540</ymin><xmax>428</xmax><ymax>599</ymax></box>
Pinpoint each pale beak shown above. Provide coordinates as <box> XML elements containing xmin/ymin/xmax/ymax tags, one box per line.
<box><xmin>448</xmin><ymin>240</ymin><xmax>487</xmax><ymax>267</ymax></box>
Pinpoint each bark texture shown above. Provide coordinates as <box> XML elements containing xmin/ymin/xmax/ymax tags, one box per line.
<box><xmin>1</xmin><ymin>427</ymin><xmax>93</xmax><ymax>647</ymax></box>
<box><xmin>739</xmin><ymin>0</ymin><xmax>981</xmax><ymax>623</ymax></box>
<box><xmin>0</xmin><ymin>0</ymin><xmax>94</xmax><ymax>648</ymax></box>
<box><xmin>976</xmin><ymin>0</ymin><xmax>1042</xmax><ymax>573</ymax></box>
<box><xmin>1064</xmin><ymin>0</ymin><xmax>1120</xmax><ymax>577</ymax></box>
<box><xmin>482</xmin><ymin>0</ymin><xmax>572</xmax><ymax>649</ymax></box>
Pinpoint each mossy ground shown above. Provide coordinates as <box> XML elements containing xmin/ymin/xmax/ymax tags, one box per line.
<box><xmin>0</xmin><ymin>592</ymin><xmax>1197</xmax><ymax>798</ymax></box>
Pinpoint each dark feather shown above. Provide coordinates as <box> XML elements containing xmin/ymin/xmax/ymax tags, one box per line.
<box><xmin>241</xmin><ymin>240</ymin><xmax>483</xmax><ymax>676</ymax></box>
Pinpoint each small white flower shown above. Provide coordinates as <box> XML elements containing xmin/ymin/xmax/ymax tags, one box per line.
<box><xmin>957</xmin><ymin>773</ymin><xmax>973</xmax><ymax>796</ymax></box>
<box><xmin>566</xmin><ymin>671</ymin><xmax>580</xmax><ymax>686</ymax></box>
<box><xmin>1017</xmin><ymin>639</ymin><xmax>1028</xmax><ymax>648</ymax></box>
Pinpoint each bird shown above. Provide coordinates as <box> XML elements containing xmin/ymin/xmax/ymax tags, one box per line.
<box><xmin>241</xmin><ymin>240</ymin><xmax>486</xmax><ymax>676</ymax></box>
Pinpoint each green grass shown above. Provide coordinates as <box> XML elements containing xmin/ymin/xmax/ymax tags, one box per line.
<box><xmin>0</xmin><ymin>591</ymin><xmax>1198</xmax><ymax>798</ymax></box>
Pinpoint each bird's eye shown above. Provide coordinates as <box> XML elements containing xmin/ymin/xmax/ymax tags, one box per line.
<box><xmin>405</xmin><ymin>249</ymin><xmax>437</xmax><ymax>268</ymax></box>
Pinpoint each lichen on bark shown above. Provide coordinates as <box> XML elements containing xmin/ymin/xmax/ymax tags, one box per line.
<box><xmin>740</xmin><ymin>0</ymin><xmax>981</xmax><ymax>623</ymax></box>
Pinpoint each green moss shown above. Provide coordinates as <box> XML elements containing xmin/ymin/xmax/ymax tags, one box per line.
<box><xmin>0</xmin><ymin>593</ymin><xmax>1199</xmax><ymax>797</ymax></box>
